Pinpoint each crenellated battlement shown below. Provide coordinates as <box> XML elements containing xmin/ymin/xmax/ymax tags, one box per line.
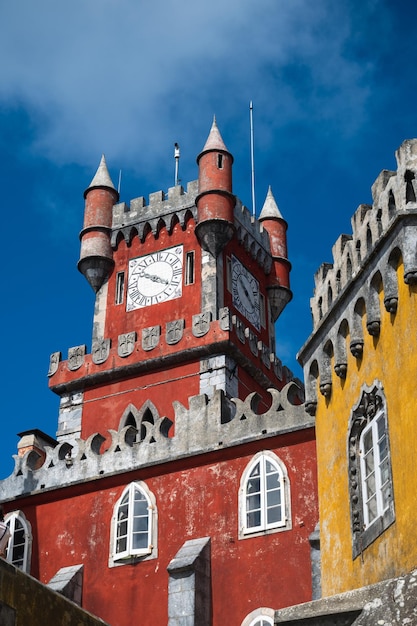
<box><xmin>299</xmin><ymin>139</ymin><xmax>417</xmax><ymax>412</ymax></box>
<box><xmin>110</xmin><ymin>179</ymin><xmax>273</xmax><ymax>270</ymax></box>
<box><xmin>234</xmin><ymin>198</ymin><xmax>273</xmax><ymax>273</ymax></box>
<box><xmin>111</xmin><ymin>181</ymin><xmax>199</xmax><ymax>247</ymax></box>
<box><xmin>0</xmin><ymin>385</ymin><xmax>310</xmax><ymax>501</ymax></box>
<box><xmin>310</xmin><ymin>139</ymin><xmax>417</xmax><ymax>329</ymax></box>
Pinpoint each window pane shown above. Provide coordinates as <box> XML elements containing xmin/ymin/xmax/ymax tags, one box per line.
<box><xmin>364</xmin><ymin>449</ymin><xmax>375</xmax><ymax>475</ymax></box>
<box><xmin>381</xmin><ymin>483</ymin><xmax>391</xmax><ymax>508</ymax></box>
<box><xmin>363</xmin><ymin>429</ymin><xmax>373</xmax><ymax>453</ymax></box>
<box><xmin>133</xmin><ymin>499</ymin><xmax>148</xmax><ymax>517</ymax></box>
<box><xmin>117</xmin><ymin>515</ymin><xmax>128</xmax><ymax>537</ymax></box>
<box><xmin>247</xmin><ymin>510</ymin><xmax>261</xmax><ymax>528</ymax></box>
<box><xmin>266</xmin><ymin>472</ymin><xmax>279</xmax><ymax>490</ymax></box>
<box><xmin>132</xmin><ymin>532</ymin><xmax>148</xmax><ymax>550</ymax></box>
<box><xmin>380</xmin><ymin>457</ymin><xmax>390</xmax><ymax>484</ymax></box>
<box><xmin>133</xmin><ymin>516</ymin><xmax>148</xmax><ymax>532</ymax></box>
<box><xmin>365</xmin><ymin>473</ymin><xmax>376</xmax><ymax>498</ymax></box>
<box><xmin>116</xmin><ymin>537</ymin><xmax>127</xmax><ymax>553</ymax></box>
<box><xmin>247</xmin><ymin>477</ymin><xmax>261</xmax><ymax>494</ymax></box>
<box><xmin>12</xmin><ymin>541</ymin><xmax>24</xmax><ymax>566</ymax></box>
<box><xmin>267</xmin><ymin>506</ymin><xmax>282</xmax><ymax>525</ymax></box>
<box><xmin>267</xmin><ymin>489</ymin><xmax>281</xmax><ymax>507</ymax></box>
<box><xmin>246</xmin><ymin>494</ymin><xmax>261</xmax><ymax>511</ymax></box>
<box><xmin>249</xmin><ymin>463</ymin><xmax>261</xmax><ymax>478</ymax></box>
<box><xmin>378</xmin><ymin>435</ymin><xmax>387</xmax><ymax>460</ymax></box>
<box><xmin>367</xmin><ymin>495</ymin><xmax>377</xmax><ymax>523</ymax></box>
<box><xmin>377</xmin><ymin>415</ymin><xmax>385</xmax><ymax>439</ymax></box>
<box><xmin>118</xmin><ymin>502</ymin><xmax>129</xmax><ymax>520</ymax></box>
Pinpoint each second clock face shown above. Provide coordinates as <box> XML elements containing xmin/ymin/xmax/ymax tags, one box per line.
<box><xmin>231</xmin><ymin>256</ymin><xmax>261</xmax><ymax>330</ymax></box>
<box><xmin>127</xmin><ymin>245</ymin><xmax>183</xmax><ymax>311</ymax></box>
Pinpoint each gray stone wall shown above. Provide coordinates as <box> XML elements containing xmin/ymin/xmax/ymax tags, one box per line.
<box><xmin>274</xmin><ymin>568</ymin><xmax>417</xmax><ymax>625</ymax></box>
<box><xmin>0</xmin><ymin>558</ymin><xmax>108</xmax><ymax>626</ymax></box>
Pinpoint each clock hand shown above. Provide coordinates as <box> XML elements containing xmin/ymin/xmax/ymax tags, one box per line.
<box><xmin>238</xmin><ymin>277</ymin><xmax>251</xmax><ymax>301</ymax></box>
<box><xmin>242</xmin><ymin>285</ymin><xmax>251</xmax><ymax>300</ymax></box>
<box><xmin>142</xmin><ymin>271</ymin><xmax>169</xmax><ymax>285</ymax></box>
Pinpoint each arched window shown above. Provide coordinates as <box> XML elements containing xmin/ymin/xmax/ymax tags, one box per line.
<box><xmin>348</xmin><ymin>381</ymin><xmax>395</xmax><ymax>558</ymax></box>
<box><xmin>241</xmin><ymin>608</ymin><xmax>275</xmax><ymax>626</ymax></box>
<box><xmin>239</xmin><ymin>452</ymin><xmax>290</xmax><ymax>538</ymax></box>
<box><xmin>5</xmin><ymin>511</ymin><xmax>32</xmax><ymax>572</ymax></box>
<box><xmin>110</xmin><ymin>482</ymin><xmax>157</xmax><ymax>565</ymax></box>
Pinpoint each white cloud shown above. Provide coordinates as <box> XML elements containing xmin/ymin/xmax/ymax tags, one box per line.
<box><xmin>0</xmin><ymin>0</ymin><xmax>375</xmax><ymax>171</ymax></box>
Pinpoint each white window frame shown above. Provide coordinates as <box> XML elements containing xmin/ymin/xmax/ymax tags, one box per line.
<box><xmin>359</xmin><ymin>409</ymin><xmax>391</xmax><ymax>529</ymax></box>
<box><xmin>109</xmin><ymin>481</ymin><xmax>157</xmax><ymax>567</ymax></box>
<box><xmin>241</xmin><ymin>608</ymin><xmax>275</xmax><ymax>626</ymax></box>
<box><xmin>239</xmin><ymin>451</ymin><xmax>291</xmax><ymax>539</ymax></box>
<box><xmin>5</xmin><ymin>510</ymin><xmax>32</xmax><ymax>573</ymax></box>
<box><xmin>249</xmin><ymin>618</ymin><xmax>273</xmax><ymax>626</ymax></box>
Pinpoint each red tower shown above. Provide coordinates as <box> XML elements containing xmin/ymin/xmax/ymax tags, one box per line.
<box><xmin>0</xmin><ymin>120</ymin><xmax>317</xmax><ymax>626</ymax></box>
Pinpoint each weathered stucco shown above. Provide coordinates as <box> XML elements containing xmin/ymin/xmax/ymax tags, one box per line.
<box><xmin>299</xmin><ymin>139</ymin><xmax>417</xmax><ymax>596</ymax></box>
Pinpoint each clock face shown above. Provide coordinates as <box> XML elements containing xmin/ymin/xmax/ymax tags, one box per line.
<box><xmin>127</xmin><ymin>245</ymin><xmax>183</xmax><ymax>311</ymax></box>
<box><xmin>231</xmin><ymin>256</ymin><xmax>261</xmax><ymax>330</ymax></box>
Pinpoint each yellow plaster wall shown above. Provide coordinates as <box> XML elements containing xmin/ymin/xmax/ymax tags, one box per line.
<box><xmin>317</xmin><ymin>263</ymin><xmax>417</xmax><ymax>596</ymax></box>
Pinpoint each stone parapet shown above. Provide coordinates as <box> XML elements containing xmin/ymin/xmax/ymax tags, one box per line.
<box><xmin>111</xmin><ymin>181</ymin><xmax>199</xmax><ymax>246</ymax></box>
<box><xmin>0</xmin><ymin>384</ymin><xmax>311</xmax><ymax>501</ymax></box>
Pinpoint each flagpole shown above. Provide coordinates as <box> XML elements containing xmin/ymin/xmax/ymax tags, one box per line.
<box><xmin>250</xmin><ymin>101</ymin><xmax>256</xmax><ymax>218</ymax></box>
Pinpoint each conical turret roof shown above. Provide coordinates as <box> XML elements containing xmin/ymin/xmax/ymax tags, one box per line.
<box><xmin>84</xmin><ymin>154</ymin><xmax>117</xmax><ymax>197</ymax></box>
<box><xmin>259</xmin><ymin>186</ymin><xmax>284</xmax><ymax>220</ymax></box>
<box><xmin>201</xmin><ymin>116</ymin><xmax>229</xmax><ymax>154</ymax></box>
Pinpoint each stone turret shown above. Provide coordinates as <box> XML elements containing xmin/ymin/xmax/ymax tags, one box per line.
<box><xmin>259</xmin><ymin>186</ymin><xmax>292</xmax><ymax>320</ymax></box>
<box><xmin>195</xmin><ymin>118</ymin><xmax>235</xmax><ymax>256</ymax></box>
<box><xmin>78</xmin><ymin>155</ymin><xmax>119</xmax><ymax>292</ymax></box>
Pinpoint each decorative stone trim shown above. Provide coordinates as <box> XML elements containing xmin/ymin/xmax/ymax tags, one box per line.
<box><xmin>0</xmin><ymin>385</ymin><xmax>312</xmax><ymax>500</ymax></box>
<box><xmin>48</xmin><ymin>352</ymin><xmax>61</xmax><ymax>377</ymax></box>
<box><xmin>92</xmin><ymin>339</ymin><xmax>111</xmax><ymax>364</ymax></box>
<box><xmin>192</xmin><ymin>313</ymin><xmax>211</xmax><ymax>337</ymax></box>
<box><xmin>67</xmin><ymin>346</ymin><xmax>86</xmax><ymax>371</ymax></box>
<box><xmin>142</xmin><ymin>326</ymin><xmax>160</xmax><ymax>351</ymax></box>
<box><xmin>118</xmin><ymin>332</ymin><xmax>136</xmax><ymax>357</ymax></box>
<box><xmin>166</xmin><ymin>319</ymin><xmax>184</xmax><ymax>345</ymax></box>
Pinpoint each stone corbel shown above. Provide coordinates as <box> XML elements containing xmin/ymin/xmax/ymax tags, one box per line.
<box><xmin>384</xmin><ymin>296</ymin><xmax>398</xmax><ymax>313</ymax></box>
<box><xmin>334</xmin><ymin>362</ymin><xmax>347</xmax><ymax>379</ymax></box>
<box><xmin>305</xmin><ymin>400</ymin><xmax>317</xmax><ymax>416</ymax></box>
<box><xmin>319</xmin><ymin>382</ymin><xmax>332</xmax><ymax>398</ymax></box>
<box><xmin>366</xmin><ymin>320</ymin><xmax>380</xmax><ymax>337</ymax></box>
<box><xmin>350</xmin><ymin>340</ymin><xmax>364</xmax><ymax>358</ymax></box>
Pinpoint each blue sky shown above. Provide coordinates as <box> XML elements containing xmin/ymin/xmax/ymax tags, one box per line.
<box><xmin>1</xmin><ymin>0</ymin><xmax>416</xmax><ymax>477</ymax></box>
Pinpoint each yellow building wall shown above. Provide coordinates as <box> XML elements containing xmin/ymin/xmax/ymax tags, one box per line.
<box><xmin>317</xmin><ymin>262</ymin><xmax>417</xmax><ymax>597</ymax></box>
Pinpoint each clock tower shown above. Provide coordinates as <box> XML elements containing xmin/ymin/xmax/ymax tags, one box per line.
<box><xmin>1</xmin><ymin>118</ymin><xmax>318</xmax><ymax>626</ymax></box>
<box><xmin>51</xmin><ymin>118</ymin><xmax>295</xmax><ymax>443</ymax></box>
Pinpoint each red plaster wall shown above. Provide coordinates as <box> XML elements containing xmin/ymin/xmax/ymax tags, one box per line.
<box><xmin>106</xmin><ymin>220</ymin><xmax>202</xmax><ymax>341</ymax></box>
<box><xmin>80</xmin><ymin>361</ymin><xmax>201</xmax><ymax>439</ymax></box>
<box><xmin>19</xmin><ymin>432</ymin><xmax>317</xmax><ymax>626</ymax></box>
